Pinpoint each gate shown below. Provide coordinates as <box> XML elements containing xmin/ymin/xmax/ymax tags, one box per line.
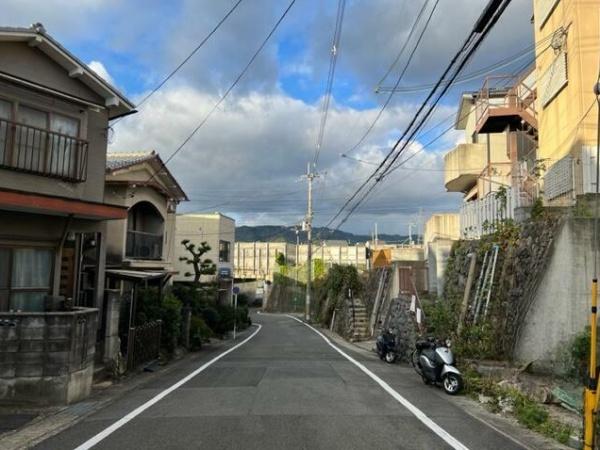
<box><xmin>127</xmin><ymin>320</ymin><xmax>162</xmax><ymax>370</ymax></box>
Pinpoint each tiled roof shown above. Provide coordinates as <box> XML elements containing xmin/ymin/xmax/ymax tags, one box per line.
<box><xmin>106</xmin><ymin>151</ymin><xmax>156</xmax><ymax>171</ymax></box>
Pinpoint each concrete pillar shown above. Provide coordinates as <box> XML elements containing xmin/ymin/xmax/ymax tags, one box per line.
<box><xmin>103</xmin><ymin>289</ymin><xmax>122</xmax><ymax>363</ymax></box>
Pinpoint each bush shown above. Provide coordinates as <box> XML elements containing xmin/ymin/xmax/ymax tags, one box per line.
<box><xmin>201</xmin><ymin>306</ymin><xmax>221</xmax><ymax>333</ymax></box>
<box><xmin>135</xmin><ymin>288</ymin><xmax>182</xmax><ymax>354</ymax></box>
<box><xmin>189</xmin><ymin>315</ymin><xmax>212</xmax><ymax>350</ymax></box>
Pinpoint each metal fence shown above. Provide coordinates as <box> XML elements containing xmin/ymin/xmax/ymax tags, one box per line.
<box><xmin>0</xmin><ymin>117</ymin><xmax>88</xmax><ymax>182</ymax></box>
<box><xmin>460</xmin><ymin>188</ymin><xmax>515</xmax><ymax>239</ymax></box>
<box><xmin>126</xmin><ymin>319</ymin><xmax>162</xmax><ymax>370</ymax></box>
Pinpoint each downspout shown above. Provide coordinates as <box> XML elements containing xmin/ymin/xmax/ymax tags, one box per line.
<box><xmin>52</xmin><ymin>214</ymin><xmax>73</xmax><ymax>296</ymax></box>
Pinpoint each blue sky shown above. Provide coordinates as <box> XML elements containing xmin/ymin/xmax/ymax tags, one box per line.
<box><xmin>4</xmin><ymin>0</ymin><xmax>534</xmax><ymax>234</ymax></box>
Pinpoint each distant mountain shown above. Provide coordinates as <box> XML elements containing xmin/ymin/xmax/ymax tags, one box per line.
<box><xmin>235</xmin><ymin>225</ymin><xmax>409</xmax><ymax>245</ymax></box>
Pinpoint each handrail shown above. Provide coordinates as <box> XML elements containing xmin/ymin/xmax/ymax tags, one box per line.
<box><xmin>0</xmin><ymin>117</ymin><xmax>88</xmax><ymax>182</ymax></box>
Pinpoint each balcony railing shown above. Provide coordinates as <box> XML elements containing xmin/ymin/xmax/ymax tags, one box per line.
<box><xmin>475</xmin><ymin>73</ymin><xmax>537</xmax><ymax>134</ymax></box>
<box><xmin>0</xmin><ymin>118</ymin><xmax>88</xmax><ymax>182</ymax></box>
<box><xmin>125</xmin><ymin>230</ymin><xmax>163</xmax><ymax>260</ymax></box>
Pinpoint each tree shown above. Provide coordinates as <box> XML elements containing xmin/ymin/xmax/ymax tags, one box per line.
<box><xmin>179</xmin><ymin>240</ymin><xmax>216</xmax><ymax>286</ymax></box>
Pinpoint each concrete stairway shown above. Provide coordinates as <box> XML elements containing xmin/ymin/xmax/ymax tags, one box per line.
<box><xmin>349</xmin><ymin>300</ymin><xmax>370</xmax><ymax>342</ymax></box>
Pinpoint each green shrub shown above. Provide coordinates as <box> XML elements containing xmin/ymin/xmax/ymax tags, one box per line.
<box><xmin>201</xmin><ymin>307</ymin><xmax>221</xmax><ymax>332</ymax></box>
<box><xmin>566</xmin><ymin>327</ymin><xmax>591</xmax><ymax>382</ymax></box>
<box><xmin>189</xmin><ymin>315</ymin><xmax>212</xmax><ymax>350</ymax></box>
<box><xmin>135</xmin><ymin>288</ymin><xmax>182</xmax><ymax>354</ymax></box>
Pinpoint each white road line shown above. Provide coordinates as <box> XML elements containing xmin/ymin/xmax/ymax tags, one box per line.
<box><xmin>73</xmin><ymin>324</ymin><xmax>262</xmax><ymax>450</ymax></box>
<box><xmin>287</xmin><ymin>315</ymin><xmax>470</xmax><ymax>450</ymax></box>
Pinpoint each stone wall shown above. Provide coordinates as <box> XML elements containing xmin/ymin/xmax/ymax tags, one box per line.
<box><xmin>384</xmin><ymin>296</ymin><xmax>419</xmax><ymax>362</ymax></box>
<box><xmin>0</xmin><ymin>307</ymin><xmax>98</xmax><ymax>405</ymax></box>
<box><xmin>443</xmin><ymin>216</ymin><xmax>561</xmax><ymax>360</ymax></box>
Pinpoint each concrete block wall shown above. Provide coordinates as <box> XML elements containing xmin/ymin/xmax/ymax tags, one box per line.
<box><xmin>0</xmin><ymin>307</ymin><xmax>98</xmax><ymax>405</ymax></box>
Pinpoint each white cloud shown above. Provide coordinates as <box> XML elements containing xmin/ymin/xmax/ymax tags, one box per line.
<box><xmin>110</xmin><ymin>86</ymin><xmax>462</xmax><ymax>234</ymax></box>
<box><xmin>88</xmin><ymin>60</ymin><xmax>114</xmax><ymax>85</ymax></box>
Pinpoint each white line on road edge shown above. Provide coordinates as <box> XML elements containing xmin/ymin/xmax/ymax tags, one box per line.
<box><xmin>73</xmin><ymin>324</ymin><xmax>263</xmax><ymax>450</ymax></box>
<box><xmin>287</xmin><ymin>315</ymin><xmax>470</xmax><ymax>450</ymax></box>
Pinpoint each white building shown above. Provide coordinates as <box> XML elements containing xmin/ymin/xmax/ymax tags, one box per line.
<box><xmin>173</xmin><ymin>213</ymin><xmax>235</xmax><ymax>283</ymax></box>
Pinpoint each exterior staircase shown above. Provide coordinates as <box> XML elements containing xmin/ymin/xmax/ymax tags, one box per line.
<box><xmin>349</xmin><ymin>299</ymin><xmax>369</xmax><ymax>342</ymax></box>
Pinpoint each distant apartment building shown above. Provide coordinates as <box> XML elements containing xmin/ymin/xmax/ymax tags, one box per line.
<box><xmin>174</xmin><ymin>213</ymin><xmax>235</xmax><ymax>282</ymax></box>
<box><xmin>234</xmin><ymin>240</ymin><xmax>427</xmax><ymax>281</ymax></box>
<box><xmin>0</xmin><ymin>25</ymin><xmax>135</xmax><ymax>404</ymax></box>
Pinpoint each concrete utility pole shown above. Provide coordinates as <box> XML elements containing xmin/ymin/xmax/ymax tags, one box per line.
<box><xmin>304</xmin><ymin>163</ymin><xmax>319</xmax><ymax>322</ymax></box>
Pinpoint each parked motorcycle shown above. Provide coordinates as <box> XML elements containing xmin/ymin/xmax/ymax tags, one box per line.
<box><xmin>376</xmin><ymin>330</ymin><xmax>398</xmax><ymax>363</ymax></box>
<box><xmin>411</xmin><ymin>337</ymin><xmax>463</xmax><ymax>395</ymax></box>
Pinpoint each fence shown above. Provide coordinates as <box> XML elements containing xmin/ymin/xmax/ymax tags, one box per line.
<box><xmin>460</xmin><ymin>188</ymin><xmax>515</xmax><ymax>239</ymax></box>
<box><xmin>0</xmin><ymin>117</ymin><xmax>88</xmax><ymax>182</ymax></box>
<box><xmin>126</xmin><ymin>319</ymin><xmax>162</xmax><ymax>370</ymax></box>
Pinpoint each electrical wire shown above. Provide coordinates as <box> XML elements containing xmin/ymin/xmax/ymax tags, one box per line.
<box><xmin>330</xmin><ymin>0</ymin><xmax>513</xmax><ymax>231</ymax></box>
<box><xmin>344</xmin><ymin>0</ymin><xmax>439</xmax><ymax>156</ymax></box>
<box><xmin>112</xmin><ymin>0</ymin><xmax>245</xmax><ymax>126</ymax></box>
<box><xmin>313</xmin><ymin>0</ymin><xmax>347</xmax><ymax>166</ymax></box>
<box><xmin>145</xmin><ymin>0</ymin><xmax>297</xmax><ymax>186</ymax></box>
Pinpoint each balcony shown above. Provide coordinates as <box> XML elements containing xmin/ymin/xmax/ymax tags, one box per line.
<box><xmin>0</xmin><ymin>117</ymin><xmax>88</xmax><ymax>182</ymax></box>
<box><xmin>125</xmin><ymin>230</ymin><xmax>163</xmax><ymax>260</ymax></box>
<box><xmin>474</xmin><ymin>74</ymin><xmax>537</xmax><ymax>135</ymax></box>
<box><xmin>444</xmin><ymin>143</ymin><xmax>487</xmax><ymax>193</ymax></box>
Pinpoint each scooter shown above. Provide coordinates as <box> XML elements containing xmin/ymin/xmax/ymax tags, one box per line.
<box><xmin>411</xmin><ymin>337</ymin><xmax>463</xmax><ymax>395</ymax></box>
<box><xmin>376</xmin><ymin>329</ymin><xmax>398</xmax><ymax>363</ymax></box>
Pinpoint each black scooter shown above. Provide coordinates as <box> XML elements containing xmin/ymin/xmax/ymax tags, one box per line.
<box><xmin>376</xmin><ymin>330</ymin><xmax>398</xmax><ymax>363</ymax></box>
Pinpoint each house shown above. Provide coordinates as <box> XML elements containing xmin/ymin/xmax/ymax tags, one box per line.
<box><xmin>104</xmin><ymin>151</ymin><xmax>187</xmax><ymax>275</ymax></box>
<box><xmin>0</xmin><ymin>24</ymin><xmax>135</xmax><ymax>404</ymax></box>
<box><xmin>103</xmin><ymin>151</ymin><xmax>187</xmax><ymax>361</ymax></box>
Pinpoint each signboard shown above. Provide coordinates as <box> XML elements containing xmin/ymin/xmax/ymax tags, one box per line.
<box><xmin>232</xmin><ymin>286</ymin><xmax>240</xmax><ymax>295</ymax></box>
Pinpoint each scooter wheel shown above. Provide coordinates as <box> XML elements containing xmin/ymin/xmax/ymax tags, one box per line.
<box><xmin>384</xmin><ymin>351</ymin><xmax>397</xmax><ymax>364</ymax></box>
<box><xmin>442</xmin><ymin>373</ymin><xmax>463</xmax><ymax>395</ymax></box>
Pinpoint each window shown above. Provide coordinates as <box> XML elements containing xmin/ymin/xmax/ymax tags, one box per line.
<box><xmin>0</xmin><ymin>99</ymin><xmax>11</xmax><ymax>164</ymax></box>
<box><xmin>536</xmin><ymin>0</ymin><xmax>560</xmax><ymax>29</ymax></box>
<box><xmin>0</xmin><ymin>247</ymin><xmax>54</xmax><ymax>312</ymax></box>
<box><xmin>0</xmin><ymin>100</ymin><xmax>84</xmax><ymax>180</ymax></box>
<box><xmin>219</xmin><ymin>240</ymin><xmax>231</xmax><ymax>263</ymax></box>
<box><xmin>539</xmin><ymin>51</ymin><xmax>567</xmax><ymax>107</ymax></box>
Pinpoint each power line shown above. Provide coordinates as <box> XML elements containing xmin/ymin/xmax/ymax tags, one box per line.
<box><xmin>329</xmin><ymin>0</ymin><xmax>513</xmax><ymax>231</ymax></box>
<box><xmin>145</xmin><ymin>0</ymin><xmax>297</xmax><ymax>186</ymax></box>
<box><xmin>112</xmin><ymin>0</ymin><xmax>245</xmax><ymax>126</ymax></box>
<box><xmin>313</xmin><ymin>0</ymin><xmax>347</xmax><ymax>166</ymax></box>
<box><xmin>343</xmin><ymin>0</ymin><xmax>439</xmax><ymax>156</ymax></box>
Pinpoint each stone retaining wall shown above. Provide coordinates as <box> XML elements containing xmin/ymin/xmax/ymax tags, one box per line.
<box><xmin>0</xmin><ymin>307</ymin><xmax>98</xmax><ymax>405</ymax></box>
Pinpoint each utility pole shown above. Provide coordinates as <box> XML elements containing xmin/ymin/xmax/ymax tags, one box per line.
<box><xmin>304</xmin><ymin>163</ymin><xmax>319</xmax><ymax>322</ymax></box>
<box><xmin>295</xmin><ymin>227</ymin><xmax>299</xmax><ymax>313</ymax></box>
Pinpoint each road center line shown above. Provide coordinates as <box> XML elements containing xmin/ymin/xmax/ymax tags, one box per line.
<box><xmin>73</xmin><ymin>324</ymin><xmax>262</xmax><ymax>450</ymax></box>
<box><xmin>287</xmin><ymin>315</ymin><xmax>470</xmax><ymax>450</ymax></box>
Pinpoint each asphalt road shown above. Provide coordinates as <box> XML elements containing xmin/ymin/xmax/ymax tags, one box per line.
<box><xmin>34</xmin><ymin>313</ymin><xmax>530</xmax><ymax>450</ymax></box>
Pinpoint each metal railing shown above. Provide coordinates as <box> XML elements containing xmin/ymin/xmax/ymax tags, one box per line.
<box><xmin>127</xmin><ymin>319</ymin><xmax>162</xmax><ymax>370</ymax></box>
<box><xmin>125</xmin><ymin>230</ymin><xmax>163</xmax><ymax>260</ymax></box>
<box><xmin>0</xmin><ymin>117</ymin><xmax>88</xmax><ymax>182</ymax></box>
<box><xmin>475</xmin><ymin>74</ymin><xmax>537</xmax><ymax>131</ymax></box>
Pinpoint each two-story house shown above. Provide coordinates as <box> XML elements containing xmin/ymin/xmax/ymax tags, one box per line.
<box><xmin>104</xmin><ymin>151</ymin><xmax>187</xmax><ymax>318</ymax></box>
<box><xmin>0</xmin><ymin>24</ymin><xmax>135</xmax><ymax>404</ymax></box>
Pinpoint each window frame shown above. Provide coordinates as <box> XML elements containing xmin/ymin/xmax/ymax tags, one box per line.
<box><xmin>219</xmin><ymin>240</ymin><xmax>231</xmax><ymax>263</ymax></box>
<box><xmin>0</xmin><ymin>245</ymin><xmax>55</xmax><ymax>312</ymax></box>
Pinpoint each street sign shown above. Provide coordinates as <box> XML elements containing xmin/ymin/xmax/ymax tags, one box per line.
<box><xmin>233</xmin><ymin>286</ymin><xmax>240</xmax><ymax>295</ymax></box>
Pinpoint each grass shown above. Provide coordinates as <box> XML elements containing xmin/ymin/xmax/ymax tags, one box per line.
<box><xmin>463</xmin><ymin>371</ymin><xmax>574</xmax><ymax>445</ymax></box>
